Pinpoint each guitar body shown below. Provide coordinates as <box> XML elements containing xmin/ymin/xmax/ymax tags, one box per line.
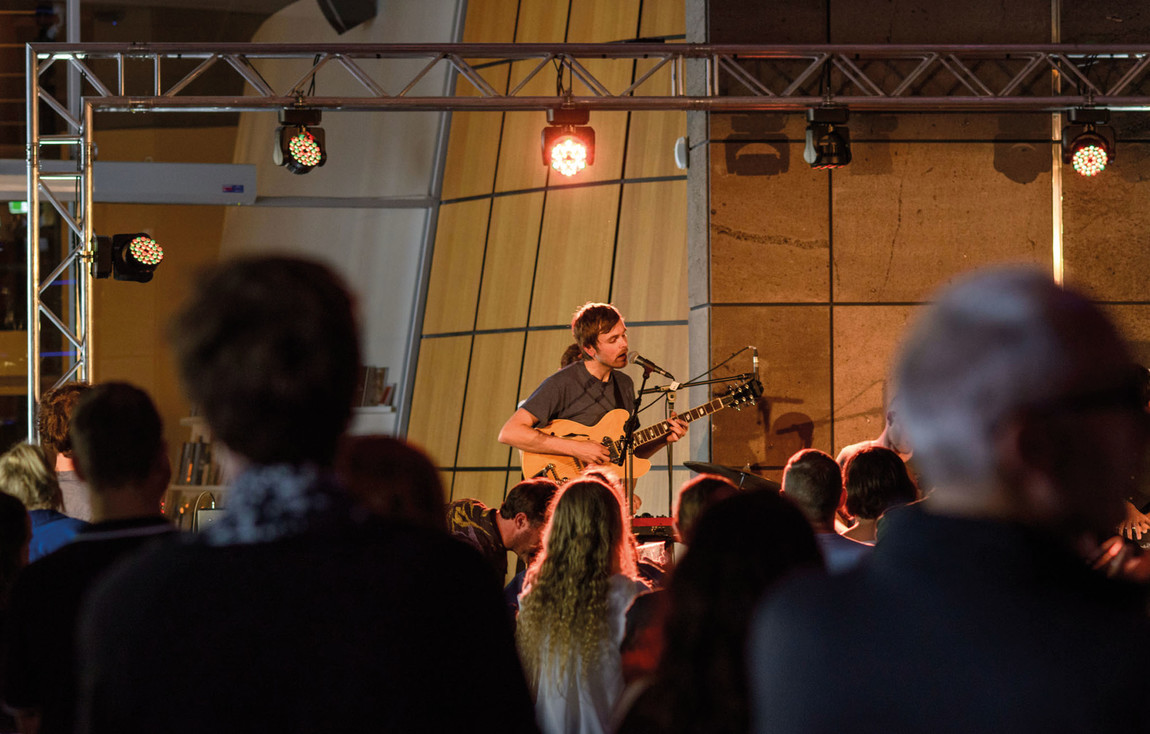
<box><xmin>518</xmin><ymin>376</ymin><xmax>762</xmax><ymax>484</ymax></box>
<box><xmin>519</xmin><ymin>409</ymin><xmax>652</xmax><ymax>483</ymax></box>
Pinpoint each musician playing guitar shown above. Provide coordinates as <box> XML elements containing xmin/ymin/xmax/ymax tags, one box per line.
<box><xmin>498</xmin><ymin>302</ymin><xmax>687</xmax><ymax>476</ymax></box>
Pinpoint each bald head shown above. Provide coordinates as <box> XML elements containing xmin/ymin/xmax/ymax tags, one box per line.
<box><xmin>894</xmin><ymin>267</ymin><xmax>1144</xmax><ymax>535</ymax></box>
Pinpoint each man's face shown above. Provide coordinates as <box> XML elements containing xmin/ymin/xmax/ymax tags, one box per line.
<box><xmin>586</xmin><ymin>319</ymin><xmax>628</xmax><ymax>370</ymax></box>
<box><xmin>510</xmin><ymin>517</ymin><xmax>546</xmax><ymax>561</ymax></box>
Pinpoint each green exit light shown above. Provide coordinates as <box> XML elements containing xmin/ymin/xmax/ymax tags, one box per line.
<box><xmin>7</xmin><ymin>202</ymin><xmax>28</xmax><ymax>214</ymax></box>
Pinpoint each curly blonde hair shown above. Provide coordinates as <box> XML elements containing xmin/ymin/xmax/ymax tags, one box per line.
<box><xmin>516</xmin><ymin>478</ymin><xmax>633</xmax><ymax>686</ymax></box>
<box><xmin>0</xmin><ymin>442</ymin><xmax>62</xmax><ymax>511</ymax></box>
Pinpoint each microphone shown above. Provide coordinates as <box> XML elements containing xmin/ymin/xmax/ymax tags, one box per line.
<box><xmin>629</xmin><ymin>352</ymin><xmax>675</xmax><ymax>380</ymax></box>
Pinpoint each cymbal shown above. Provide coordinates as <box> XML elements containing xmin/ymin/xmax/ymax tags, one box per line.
<box><xmin>683</xmin><ymin>461</ymin><xmax>780</xmax><ymax>492</ymax></box>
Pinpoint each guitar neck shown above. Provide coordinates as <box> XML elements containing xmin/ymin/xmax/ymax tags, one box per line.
<box><xmin>633</xmin><ymin>396</ymin><xmax>730</xmax><ymax>450</ymax></box>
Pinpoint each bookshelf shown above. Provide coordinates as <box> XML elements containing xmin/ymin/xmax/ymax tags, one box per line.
<box><xmin>164</xmin><ymin>414</ymin><xmax>227</xmax><ymax>531</ymax></box>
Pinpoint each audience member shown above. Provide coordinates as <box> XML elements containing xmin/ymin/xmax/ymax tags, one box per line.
<box><xmin>618</xmin><ymin>589</ymin><xmax>669</xmax><ymax>686</ymax></box>
<box><xmin>781</xmin><ymin>448</ymin><xmax>872</xmax><ymax>571</ymax></box>
<box><xmin>750</xmin><ymin>267</ymin><xmax>1150</xmax><ymax>732</ymax></box>
<box><xmin>0</xmin><ymin>443</ymin><xmax>87</xmax><ymax>561</ymax></box>
<box><xmin>616</xmin><ymin>489</ymin><xmax>822</xmax><ymax>734</ymax></box>
<box><xmin>673</xmin><ymin>473</ymin><xmax>738</xmax><ymax>545</ymax></box>
<box><xmin>36</xmin><ymin>383</ymin><xmax>92</xmax><ymax>521</ymax></box>
<box><xmin>3</xmin><ymin>382</ymin><xmax>175</xmax><ymax>734</ymax></box>
<box><xmin>516</xmin><ymin>477</ymin><xmax>647</xmax><ymax>734</ymax></box>
<box><xmin>336</xmin><ymin>434</ymin><xmax>445</xmax><ymax>531</ymax></box>
<box><xmin>840</xmin><ymin>445</ymin><xmax>920</xmax><ymax>544</ymax></box>
<box><xmin>0</xmin><ymin>491</ymin><xmax>28</xmax><ymax>734</ymax></box>
<box><xmin>447</xmin><ymin>477</ymin><xmax>558</xmax><ymax>585</ymax></box>
<box><xmin>76</xmin><ymin>256</ymin><xmax>537</xmax><ymax>733</ymax></box>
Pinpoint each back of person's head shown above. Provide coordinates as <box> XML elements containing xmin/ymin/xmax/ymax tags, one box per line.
<box><xmin>517</xmin><ymin>478</ymin><xmax>628</xmax><ymax>683</ymax></box>
<box><xmin>36</xmin><ymin>382</ymin><xmax>90</xmax><ymax>458</ymax></box>
<box><xmin>895</xmin><ymin>267</ymin><xmax>1141</xmax><ymax>535</ymax></box>
<box><xmin>0</xmin><ymin>442</ymin><xmax>61</xmax><ymax>511</ymax></box>
<box><xmin>674</xmin><ymin>474</ymin><xmax>738</xmax><ymax>544</ymax></box>
<box><xmin>781</xmin><ymin>449</ymin><xmax>843</xmax><ymax>526</ymax></box>
<box><xmin>560</xmin><ymin>342</ymin><xmax>584</xmax><ymax>367</ymax></box>
<box><xmin>69</xmin><ymin>382</ymin><xmax>165</xmax><ymax>492</ymax></box>
<box><xmin>843</xmin><ymin>446</ymin><xmax>919</xmax><ymax>520</ymax></box>
<box><xmin>335</xmin><ymin>435</ymin><xmax>445</xmax><ymax>531</ymax></box>
<box><xmin>500</xmin><ymin>477</ymin><xmax>558</xmax><ymax>525</ymax></box>
<box><xmin>571</xmin><ymin>302</ymin><xmax>622</xmax><ymax>354</ymax></box>
<box><xmin>650</xmin><ymin>489</ymin><xmax>822</xmax><ymax>732</ymax></box>
<box><xmin>170</xmin><ymin>256</ymin><xmax>360</xmax><ymax>467</ymax></box>
<box><xmin>0</xmin><ymin>491</ymin><xmax>29</xmax><ymax>609</ymax></box>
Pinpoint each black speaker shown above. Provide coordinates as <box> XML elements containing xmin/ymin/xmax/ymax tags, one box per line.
<box><xmin>316</xmin><ymin>0</ymin><xmax>377</xmax><ymax>34</ymax></box>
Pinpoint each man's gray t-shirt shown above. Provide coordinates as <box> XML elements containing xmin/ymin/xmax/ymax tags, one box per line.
<box><xmin>520</xmin><ymin>362</ymin><xmax>635</xmax><ymax>428</ymax></box>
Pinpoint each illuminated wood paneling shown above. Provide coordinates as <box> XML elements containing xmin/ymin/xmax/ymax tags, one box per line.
<box><xmin>640</xmin><ymin>0</ymin><xmax>685</xmax><ymax>37</ymax></box>
<box><xmin>450</xmin><ymin>470</ymin><xmax>512</xmax><ymax>508</ymax></box>
<box><xmin>476</xmin><ymin>192</ymin><xmax>546</xmax><ymax>329</ymax></box>
<box><xmin>530</xmin><ymin>184</ymin><xmax>621</xmax><ymax>326</ymax></box>
<box><xmin>457</xmin><ymin>331</ymin><xmax>527</xmax><ymax>467</ymax></box>
<box><xmin>518</xmin><ymin>329</ymin><xmax>579</xmax><ymax>406</ymax></box>
<box><xmin>406</xmin><ymin>335</ymin><xmax>472</xmax><ymax>466</ymax></box>
<box><xmin>422</xmin><ymin>199</ymin><xmax>490</xmax><ymax>334</ymax></box>
<box><xmin>625</xmin><ymin>107</ymin><xmax>686</xmax><ymax>179</ymax></box>
<box><xmin>612</xmin><ymin>180</ymin><xmax>688</xmax><ymax>323</ymax></box>
<box><xmin>515</xmin><ymin>0</ymin><xmax>570</xmax><ymax>42</ymax></box>
<box><xmin>441</xmin><ymin>66</ymin><xmax>510</xmax><ymax>201</ymax></box>
<box><xmin>462</xmin><ymin>0</ymin><xmax>520</xmax><ymax>42</ymax></box>
<box><xmin>495</xmin><ymin>105</ymin><xmax>551</xmax><ymax>194</ymax></box>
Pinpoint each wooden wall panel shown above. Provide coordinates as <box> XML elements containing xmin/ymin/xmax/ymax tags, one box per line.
<box><xmin>613</xmin><ymin>180</ymin><xmax>688</xmax><ymax>323</ymax></box>
<box><xmin>530</xmin><ymin>184</ymin><xmax>622</xmax><ymax>326</ymax></box>
<box><xmin>832</xmin><ymin>305</ymin><xmax>920</xmax><ymax>454</ymax></box>
<box><xmin>640</xmin><ymin>0</ymin><xmax>685</xmax><ymax>36</ymax></box>
<box><xmin>476</xmin><ymin>192</ymin><xmax>546</xmax><ymax>329</ymax></box>
<box><xmin>461</xmin><ymin>0</ymin><xmax>520</xmax><ymax>41</ymax></box>
<box><xmin>406</xmin><ymin>335</ymin><xmax>473</xmax><ymax>466</ymax></box>
<box><xmin>518</xmin><ymin>329</ymin><xmax>578</xmax><ymax>404</ymax></box>
<box><xmin>495</xmin><ymin>106</ymin><xmax>551</xmax><ymax>193</ymax></box>
<box><xmin>422</xmin><ymin>199</ymin><xmax>490</xmax><ymax>334</ymax></box>
<box><xmin>623</xmin><ymin>323</ymin><xmax>689</xmax><ymax>391</ymax></box>
<box><xmin>441</xmin><ymin>66</ymin><xmax>510</xmax><ymax>201</ymax></box>
<box><xmin>515</xmin><ymin>0</ymin><xmax>570</xmax><ymax>42</ymax></box>
<box><xmin>457</xmin><ymin>331</ymin><xmax>527</xmax><ymax>467</ymax></box>
<box><xmin>450</xmin><ymin>470</ymin><xmax>511</xmax><ymax>508</ymax></box>
<box><xmin>625</xmin><ymin>108</ymin><xmax>686</xmax><ymax>180</ymax></box>
<box><xmin>568</xmin><ymin>0</ymin><xmax>640</xmax><ymax>42</ymax></box>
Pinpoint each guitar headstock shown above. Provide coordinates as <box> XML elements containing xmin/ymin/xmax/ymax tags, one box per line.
<box><xmin>720</xmin><ymin>378</ymin><xmax>763</xmax><ymax>409</ymax></box>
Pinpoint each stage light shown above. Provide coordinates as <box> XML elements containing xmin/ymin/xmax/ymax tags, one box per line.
<box><xmin>274</xmin><ymin>108</ymin><xmax>327</xmax><ymax>175</ymax></box>
<box><xmin>542</xmin><ymin>108</ymin><xmax>595</xmax><ymax>177</ymax></box>
<box><xmin>803</xmin><ymin>107</ymin><xmax>852</xmax><ymax>170</ymax></box>
<box><xmin>92</xmin><ymin>233</ymin><xmax>164</xmax><ymax>283</ymax></box>
<box><xmin>1061</xmin><ymin>108</ymin><xmax>1115</xmax><ymax>178</ymax></box>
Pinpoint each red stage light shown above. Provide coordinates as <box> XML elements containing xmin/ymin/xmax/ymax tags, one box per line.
<box><xmin>542</xmin><ymin>108</ymin><xmax>595</xmax><ymax>177</ymax></box>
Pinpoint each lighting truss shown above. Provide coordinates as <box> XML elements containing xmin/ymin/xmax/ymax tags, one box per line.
<box><xmin>25</xmin><ymin>42</ymin><xmax>1150</xmax><ymax>434</ymax></box>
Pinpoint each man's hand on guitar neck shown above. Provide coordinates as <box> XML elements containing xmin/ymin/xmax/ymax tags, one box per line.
<box><xmin>633</xmin><ymin>413</ymin><xmax>687</xmax><ymax>460</ymax></box>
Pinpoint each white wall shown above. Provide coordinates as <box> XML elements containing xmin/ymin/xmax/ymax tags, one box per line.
<box><xmin>220</xmin><ymin>0</ymin><xmax>465</xmax><ymax>434</ymax></box>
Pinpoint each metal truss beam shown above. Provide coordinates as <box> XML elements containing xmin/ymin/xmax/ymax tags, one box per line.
<box><xmin>25</xmin><ymin>41</ymin><xmax>1150</xmax><ymax>434</ymax></box>
<box><xmin>27</xmin><ymin>42</ymin><xmax>1150</xmax><ymax>112</ymax></box>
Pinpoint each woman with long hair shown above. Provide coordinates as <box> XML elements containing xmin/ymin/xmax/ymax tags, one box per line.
<box><xmin>516</xmin><ymin>477</ymin><xmax>647</xmax><ymax>734</ymax></box>
<box><xmin>616</xmin><ymin>489</ymin><xmax>823</xmax><ymax>734</ymax></box>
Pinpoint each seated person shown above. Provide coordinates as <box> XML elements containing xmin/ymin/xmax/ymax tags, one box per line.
<box><xmin>0</xmin><ymin>443</ymin><xmax>88</xmax><ymax>561</ymax></box>
<box><xmin>841</xmin><ymin>445</ymin><xmax>920</xmax><ymax>544</ymax></box>
<box><xmin>782</xmin><ymin>448</ymin><xmax>873</xmax><ymax>572</ymax></box>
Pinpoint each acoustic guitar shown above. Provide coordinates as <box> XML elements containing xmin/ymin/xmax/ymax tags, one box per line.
<box><xmin>519</xmin><ymin>378</ymin><xmax>763</xmax><ymax>483</ymax></box>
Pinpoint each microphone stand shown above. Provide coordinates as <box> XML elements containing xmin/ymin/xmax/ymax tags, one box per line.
<box><xmin>622</xmin><ymin>368</ymin><xmax>651</xmax><ymax>519</ymax></box>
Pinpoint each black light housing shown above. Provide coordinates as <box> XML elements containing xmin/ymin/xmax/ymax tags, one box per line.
<box><xmin>274</xmin><ymin>108</ymin><xmax>327</xmax><ymax>175</ymax></box>
<box><xmin>93</xmin><ymin>233</ymin><xmax>164</xmax><ymax>283</ymax></box>
<box><xmin>803</xmin><ymin>106</ymin><xmax>852</xmax><ymax>170</ymax></box>
<box><xmin>542</xmin><ymin>107</ymin><xmax>595</xmax><ymax>177</ymax></box>
<box><xmin>1061</xmin><ymin>108</ymin><xmax>1115</xmax><ymax>177</ymax></box>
